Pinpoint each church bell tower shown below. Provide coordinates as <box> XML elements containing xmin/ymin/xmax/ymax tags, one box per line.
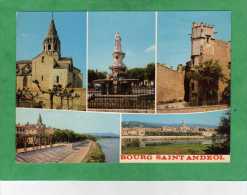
<box><xmin>43</xmin><ymin>16</ymin><xmax>61</xmax><ymax>57</ymax></box>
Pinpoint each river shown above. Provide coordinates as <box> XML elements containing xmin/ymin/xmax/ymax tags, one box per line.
<box><xmin>97</xmin><ymin>138</ymin><xmax>120</xmax><ymax>163</ymax></box>
<box><xmin>144</xmin><ymin>137</ymin><xmax>227</xmax><ymax>146</ymax></box>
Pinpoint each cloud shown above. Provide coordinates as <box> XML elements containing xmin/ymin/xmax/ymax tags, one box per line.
<box><xmin>144</xmin><ymin>44</ymin><xmax>155</xmax><ymax>53</ymax></box>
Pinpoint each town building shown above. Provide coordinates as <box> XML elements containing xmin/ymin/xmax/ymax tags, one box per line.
<box><xmin>16</xmin><ymin>114</ymin><xmax>54</xmax><ymax>148</ymax></box>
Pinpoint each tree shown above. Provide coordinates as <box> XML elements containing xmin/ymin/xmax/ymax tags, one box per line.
<box><xmin>222</xmin><ymin>79</ymin><xmax>230</xmax><ymax>105</ymax></box>
<box><xmin>126</xmin><ymin>67</ymin><xmax>145</xmax><ymax>81</ymax></box>
<box><xmin>145</xmin><ymin>63</ymin><xmax>155</xmax><ymax>81</ymax></box>
<box><xmin>33</xmin><ymin>80</ymin><xmax>79</xmax><ymax>109</ymax></box>
<box><xmin>126</xmin><ymin>63</ymin><xmax>155</xmax><ymax>82</ymax></box>
<box><xmin>88</xmin><ymin>69</ymin><xmax>107</xmax><ymax>85</ymax></box>
<box><xmin>204</xmin><ymin>111</ymin><xmax>230</xmax><ymax>154</ymax></box>
<box><xmin>190</xmin><ymin>60</ymin><xmax>223</xmax><ymax>105</ymax></box>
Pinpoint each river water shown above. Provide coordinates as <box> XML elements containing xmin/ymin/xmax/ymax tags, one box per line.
<box><xmin>145</xmin><ymin>137</ymin><xmax>227</xmax><ymax>146</ymax></box>
<box><xmin>97</xmin><ymin>138</ymin><xmax>120</xmax><ymax>163</ymax></box>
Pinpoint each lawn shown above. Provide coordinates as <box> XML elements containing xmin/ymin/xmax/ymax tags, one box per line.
<box><xmin>122</xmin><ymin>143</ymin><xmax>211</xmax><ymax>155</ymax></box>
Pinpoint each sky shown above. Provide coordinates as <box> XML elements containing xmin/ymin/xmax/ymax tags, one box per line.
<box><xmin>122</xmin><ymin>110</ymin><xmax>229</xmax><ymax>127</ymax></box>
<box><xmin>16</xmin><ymin>108</ymin><xmax>120</xmax><ymax>135</ymax></box>
<box><xmin>16</xmin><ymin>12</ymin><xmax>87</xmax><ymax>87</ymax></box>
<box><xmin>158</xmin><ymin>11</ymin><xmax>231</xmax><ymax>68</ymax></box>
<box><xmin>88</xmin><ymin>11</ymin><xmax>155</xmax><ymax>72</ymax></box>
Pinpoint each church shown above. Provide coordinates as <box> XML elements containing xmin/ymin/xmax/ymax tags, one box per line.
<box><xmin>16</xmin><ymin>17</ymin><xmax>82</xmax><ymax>91</ymax></box>
<box><xmin>16</xmin><ymin>17</ymin><xmax>85</xmax><ymax>110</ymax></box>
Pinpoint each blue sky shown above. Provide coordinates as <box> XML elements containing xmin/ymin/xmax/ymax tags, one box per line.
<box><xmin>16</xmin><ymin>12</ymin><xmax>87</xmax><ymax>87</ymax></box>
<box><xmin>122</xmin><ymin>110</ymin><xmax>229</xmax><ymax>127</ymax></box>
<box><xmin>16</xmin><ymin>108</ymin><xmax>120</xmax><ymax>135</ymax></box>
<box><xmin>158</xmin><ymin>11</ymin><xmax>231</xmax><ymax>68</ymax></box>
<box><xmin>88</xmin><ymin>12</ymin><xmax>155</xmax><ymax>72</ymax></box>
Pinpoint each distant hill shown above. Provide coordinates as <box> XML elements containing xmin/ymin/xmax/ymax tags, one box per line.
<box><xmin>90</xmin><ymin>132</ymin><xmax>119</xmax><ymax>138</ymax></box>
<box><xmin>122</xmin><ymin>121</ymin><xmax>217</xmax><ymax>128</ymax></box>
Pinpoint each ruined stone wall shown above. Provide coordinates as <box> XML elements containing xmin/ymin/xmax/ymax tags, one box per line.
<box><xmin>206</xmin><ymin>40</ymin><xmax>231</xmax><ymax>103</ymax></box>
<box><xmin>157</xmin><ymin>64</ymin><xmax>185</xmax><ymax>104</ymax></box>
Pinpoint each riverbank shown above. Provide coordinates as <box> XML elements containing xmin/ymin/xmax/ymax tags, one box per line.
<box><xmin>83</xmin><ymin>142</ymin><xmax>105</xmax><ymax>163</ymax></box>
<box><xmin>97</xmin><ymin>138</ymin><xmax>120</xmax><ymax>163</ymax></box>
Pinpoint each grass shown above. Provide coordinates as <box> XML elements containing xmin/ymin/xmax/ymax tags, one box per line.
<box><xmin>84</xmin><ymin>142</ymin><xmax>105</xmax><ymax>163</ymax></box>
<box><xmin>122</xmin><ymin>143</ymin><xmax>211</xmax><ymax>155</ymax></box>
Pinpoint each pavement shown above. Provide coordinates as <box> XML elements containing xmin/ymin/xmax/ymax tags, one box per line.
<box><xmin>157</xmin><ymin>103</ymin><xmax>229</xmax><ymax>113</ymax></box>
<box><xmin>16</xmin><ymin>140</ymin><xmax>93</xmax><ymax>163</ymax></box>
<box><xmin>61</xmin><ymin>141</ymin><xmax>93</xmax><ymax>163</ymax></box>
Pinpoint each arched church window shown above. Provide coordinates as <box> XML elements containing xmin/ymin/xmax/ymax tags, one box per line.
<box><xmin>23</xmin><ymin>76</ymin><xmax>27</xmax><ymax>88</ymax></box>
<box><xmin>41</xmin><ymin>75</ymin><xmax>44</xmax><ymax>81</ymax></box>
<box><xmin>56</xmin><ymin>76</ymin><xmax>59</xmax><ymax>83</ymax></box>
<box><xmin>41</xmin><ymin>56</ymin><xmax>44</xmax><ymax>63</ymax></box>
<box><xmin>48</xmin><ymin>44</ymin><xmax>51</xmax><ymax>51</ymax></box>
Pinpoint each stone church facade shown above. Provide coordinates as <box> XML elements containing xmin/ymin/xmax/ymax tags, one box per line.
<box><xmin>16</xmin><ymin>18</ymin><xmax>85</xmax><ymax>110</ymax></box>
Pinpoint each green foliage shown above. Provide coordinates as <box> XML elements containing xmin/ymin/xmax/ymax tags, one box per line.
<box><xmin>126</xmin><ymin>63</ymin><xmax>155</xmax><ymax>81</ymax></box>
<box><xmin>88</xmin><ymin>63</ymin><xmax>155</xmax><ymax>83</ymax></box>
<box><xmin>222</xmin><ymin>79</ymin><xmax>231</xmax><ymax>104</ymax></box>
<box><xmin>204</xmin><ymin>112</ymin><xmax>230</xmax><ymax>154</ymax></box>
<box><xmin>217</xmin><ymin>111</ymin><xmax>230</xmax><ymax>138</ymax></box>
<box><xmin>123</xmin><ymin>143</ymin><xmax>209</xmax><ymax>155</ymax></box>
<box><xmin>52</xmin><ymin>129</ymin><xmax>93</xmax><ymax>143</ymax></box>
<box><xmin>125</xmin><ymin>139</ymin><xmax>140</xmax><ymax>147</ymax></box>
<box><xmin>88</xmin><ymin>69</ymin><xmax>107</xmax><ymax>86</ymax></box>
<box><xmin>127</xmin><ymin>67</ymin><xmax>146</xmax><ymax>80</ymax></box>
<box><xmin>191</xmin><ymin>60</ymin><xmax>223</xmax><ymax>82</ymax></box>
<box><xmin>84</xmin><ymin>143</ymin><xmax>105</xmax><ymax>163</ymax></box>
<box><xmin>189</xmin><ymin>60</ymin><xmax>223</xmax><ymax>105</ymax></box>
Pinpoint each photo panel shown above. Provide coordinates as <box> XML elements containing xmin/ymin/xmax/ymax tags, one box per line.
<box><xmin>121</xmin><ymin>110</ymin><xmax>230</xmax><ymax>163</ymax></box>
<box><xmin>87</xmin><ymin>12</ymin><xmax>156</xmax><ymax>113</ymax></box>
<box><xmin>157</xmin><ymin>11</ymin><xmax>231</xmax><ymax>113</ymax></box>
<box><xmin>16</xmin><ymin>108</ymin><xmax>120</xmax><ymax>163</ymax></box>
<box><xmin>16</xmin><ymin>12</ymin><xmax>87</xmax><ymax>111</ymax></box>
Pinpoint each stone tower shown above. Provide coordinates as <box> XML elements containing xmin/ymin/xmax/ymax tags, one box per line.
<box><xmin>110</xmin><ymin>32</ymin><xmax>126</xmax><ymax>79</ymax></box>
<box><xmin>191</xmin><ymin>22</ymin><xmax>215</xmax><ymax>66</ymax></box>
<box><xmin>187</xmin><ymin>22</ymin><xmax>231</xmax><ymax>105</ymax></box>
<box><xmin>43</xmin><ymin>18</ymin><xmax>61</xmax><ymax>58</ymax></box>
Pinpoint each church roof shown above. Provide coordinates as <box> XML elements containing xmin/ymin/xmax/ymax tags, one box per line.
<box><xmin>47</xmin><ymin>19</ymin><xmax>58</xmax><ymax>38</ymax></box>
<box><xmin>16</xmin><ymin>60</ymin><xmax>32</xmax><ymax>65</ymax></box>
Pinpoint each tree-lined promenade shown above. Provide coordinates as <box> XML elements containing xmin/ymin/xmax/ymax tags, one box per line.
<box><xmin>16</xmin><ymin>126</ymin><xmax>105</xmax><ymax>163</ymax></box>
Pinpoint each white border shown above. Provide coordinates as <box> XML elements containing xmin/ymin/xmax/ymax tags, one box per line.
<box><xmin>2</xmin><ymin>181</ymin><xmax>247</xmax><ymax>195</ymax></box>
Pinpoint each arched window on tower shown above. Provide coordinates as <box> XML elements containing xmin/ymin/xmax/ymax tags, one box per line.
<box><xmin>41</xmin><ymin>56</ymin><xmax>44</xmax><ymax>63</ymax></box>
<box><xmin>48</xmin><ymin>44</ymin><xmax>51</xmax><ymax>51</ymax></box>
